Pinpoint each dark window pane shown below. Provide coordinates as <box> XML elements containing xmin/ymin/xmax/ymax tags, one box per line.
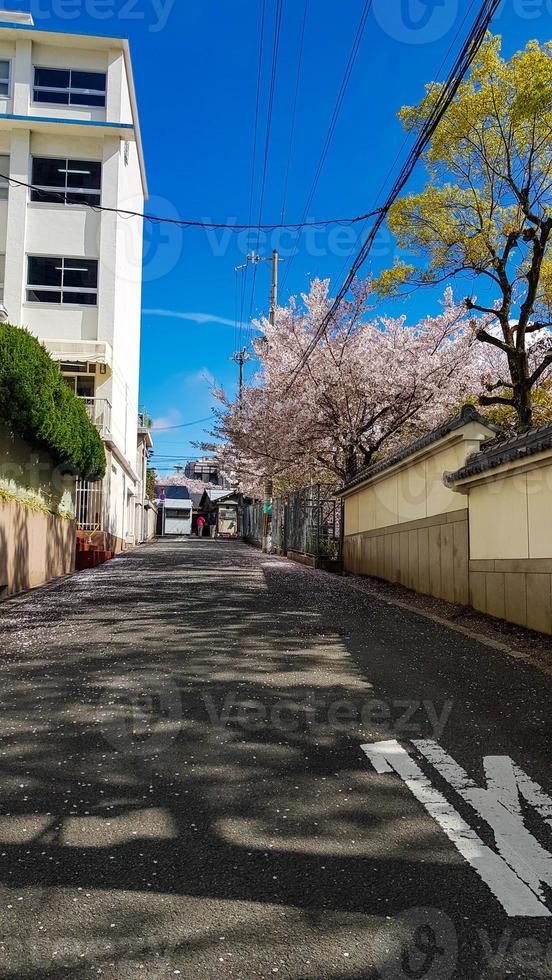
<box><xmin>34</xmin><ymin>67</ymin><xmax>70</xmax><ymax>88</ymax></box>
<box><xmin>69</xmin><ymin>92</ymin><xmax>105</xmax><ymax>107</ymax></box>
<box><xmin>34</xmin><ymin>89</ymin><xmax>69</xmax><ymax>104</ymax></box>
<box><xmin>32</xmin><ymin>157</ymin><xmax>65</xmax><ymax>188</ymax></box>
<box><xmin>62</xmin><ymin>290</ymin><xmax>97</xmax><ymax>306</ymax></box>
<box><xmin>76</xmin><ymin>377</ymin><xmax>95</xmax><ymax>397</ymax></box>
<box><xmin>60</xmin><ymin>361</ymin><xmax>87</xmax><ymax>373</ymax></box>
<box><xmin>63</xmin><ymin>260</ymin><xmax>97</xmax><ymax>289</ymax></box>
<box><xmin>28</xmin><ymin>256</ymin><xmax>61</xmax><ymax>287</ymax></box>
<box><xmin>71</xmin><ymin>71</ymin><xmax>106</xmax><ymax>92</ymax></box>
<box><xmin>66</xmin><ymin>191</ymin><xmax>100</xmax><ymax>206</ymax></box>
<box><xmin>67</xmin><ymin>160</ymin><xmax>101</xmax><ymax>190</ymax></box>
<box><xmin>27</xmin><ymin>288</ymin><xmax>61</xmax><ymax>303</ymax></box>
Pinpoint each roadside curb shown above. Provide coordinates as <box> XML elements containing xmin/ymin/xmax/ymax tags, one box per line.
<box><xmin>342</xmin><ymin>575</ymin><xmax>552</xmax><ymax>677</ymax></box>
<box><xmin>260</xmin><ymin>548</ymin><xmax>552</xmax><ymax>678</ymax></box>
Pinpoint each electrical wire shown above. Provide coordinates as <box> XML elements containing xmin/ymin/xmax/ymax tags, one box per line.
<box><xmin>280</xmin><ymin>0</ymin><xmax>309</xmax><ymax>224</ymax></box>
<box><xmin>282</xmin><ymin>0</ymin><xmax>502</xmax><ymax>391</ymax></box>
<box><xmin>247</xmin><ymin>0</ymin><xmax>267</xmax><ymax>234</ymax></box>
<box><xmin>248</xmin><ymin>0</ymin><xmax>284</xmax><ymax>333</ymax></box>
<box><xmin>0</xmin><ymin>173</ymin><xmax>380</xmax><ymax>232</ymax></box>
<box><xmin>151</xmin><ymin>415</ymin><xmax>214</xmax><ymax>432</ymax></box>
<box><xmin>241</xmin><ymin>0</ymin><xmax>268</xmax><ymax>352</ymax></box>
<box><xmin>281</xmin><ymin>0</ymin><xmax>373</xmax><ymax>295</ymax></box>
<box><xmin>333</xmin><ymin>0</ymin><xmax>480</xmax><ymax>291</ymax></box>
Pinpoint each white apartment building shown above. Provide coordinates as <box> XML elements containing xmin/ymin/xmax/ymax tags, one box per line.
<box><xmin>0</xmin><ymin>8</ymin><xmax>148</xmax><ymax>550</ymax></box>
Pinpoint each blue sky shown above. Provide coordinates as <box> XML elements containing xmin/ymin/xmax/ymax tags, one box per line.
<box><xmin>6</xmin><ymin>1</ymin><xmax>551</xmax><ymax>473</ymax></box>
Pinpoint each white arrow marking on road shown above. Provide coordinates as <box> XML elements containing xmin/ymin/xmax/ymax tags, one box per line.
<box><xmin>415</xmin><ymin>739</ymin><xmax>552</xmax><ymax>913</ymax></box>
<box><xmin>361</xmin><ymin>740</ymin><xmax>551</xmax><ymax>917</ymax></box>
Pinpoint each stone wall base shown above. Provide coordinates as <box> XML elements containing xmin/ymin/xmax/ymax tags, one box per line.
<box><xmin>470</xmin><ymin>559</ymin><xmax>552</xmax><ymax>635</ymax></box>
<box><xmin>343</xmin><ymin>509</ymin><xmax>469</xmax><ymax>606</ymax></box>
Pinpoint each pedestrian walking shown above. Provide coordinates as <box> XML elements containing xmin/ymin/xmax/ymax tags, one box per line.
<box><xmin>196</xmin><ymin>515</ymin><xmax>206</xmax><ymax>537</ymax></box>
<box><xmin>208</xmin><ymin>511</ymin><xmax>217</xmax><ymax>538</ymax></box>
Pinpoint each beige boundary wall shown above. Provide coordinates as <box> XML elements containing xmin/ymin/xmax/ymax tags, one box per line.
<box><xmin>450</xmin><ymin>448</ymin><xmax>552</xmax><ymax>635</ymax></box>
<box><xmin>342</xmin><ymin>408</ymin><xmax>552</xmax><ymax>636</ymax></box>
<box><xmin>344</xmin><ymin>508</ymin><xmax>470</xmax><ymax>605</ymax></box>
<box><xmin>0</xmin><ymin>426</ymin><xmax>76</xmax><ymax>595</ymax></box>
<box><xmin>341</xmin><ymin>410</ymin><xmax>496</xmax><ymax>605</ymax></box>
<box><xmin>0</xmin><ymin>497</ymin><xmax>76</xmax><ymax>595</ymax></box>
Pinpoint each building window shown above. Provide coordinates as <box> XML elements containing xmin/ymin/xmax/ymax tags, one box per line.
<box><xmin>31</xmin><ymin>157</ymin><xmax>101</xmax><ymax>206</ymax></box>
<box><xmin>0</xmin><ymin>156</ymin><xmax>8</xmax><ymax>201</ymax></box>
<box><xmin>62</xmin><ymin>373</ymin><xmax>95</xmax><ymax>398</ymax></box>
<box><xmin>33</xmin><ymin>67</ymin><xmax>106</xmax><ymax>108</ymax></box>
<box><xmin>26</xmin><ymin>256</ymin><xmax>98</xmax><ymax>306</ymax></box>
<box><xmin>0</xmin><ymin>61</ymin><xmax>10</xmax><ymax>98</ymax></box>
<box><xmin>0</xmin><ymin>255</ymin><xmax>5</xmax><ymax>301</ymax></box>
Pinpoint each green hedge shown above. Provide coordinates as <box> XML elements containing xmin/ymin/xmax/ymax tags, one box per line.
<box><xmin>0</xmin><ymin>323</ymin><xmax>106</xmax><ymax>479</ymax></box>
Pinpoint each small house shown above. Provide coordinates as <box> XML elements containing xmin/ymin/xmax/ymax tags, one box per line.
<box><xmin>199</xmin><ymin>489</ymin><xmax>242</xmax><ymax>539</ymax></box>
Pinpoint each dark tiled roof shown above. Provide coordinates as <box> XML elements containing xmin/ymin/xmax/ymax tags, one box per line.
<box><xmin>446</xmin><ymin>421</ymin><xmax>552</xmax><ymax>483</ymax></box>
<box><xmin>340</xmin><ymin>405</ymin><xmax>494</xmax><ymax>493</ymax></box>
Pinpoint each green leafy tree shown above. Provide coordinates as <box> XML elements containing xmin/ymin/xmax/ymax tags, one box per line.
<box><xmin>376</xmin><ymin>35</ymin><xmax>552</xmax><ymax>428</ymax></box>
<box><xmin>0</xmin><ymin>323</ymin><xmax>106</xmax><ymax>478</ymax></box>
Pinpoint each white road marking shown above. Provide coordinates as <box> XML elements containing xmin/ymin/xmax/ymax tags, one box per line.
<box><xmin>414</xmin><ymin>739</ymin><xmax>552</xmax><ymax>914</ymax></box>
<box><xmin>361</xmin><ymin>740</ymin><xmax>551</xmax><ymax>917</ymax></box>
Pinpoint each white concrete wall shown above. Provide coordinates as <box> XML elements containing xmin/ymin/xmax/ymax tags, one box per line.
<box><xmin>0</xmin><ymin>25</ymin><xmax>145</xmax><ymax>549</ymax></box>
<box><xmin>29</xmin><ymin>43</ymin><xmax>107</xmax><ymax>124</ymax></box>
<box><xmin>113</xmin><ymin>137</ymin><xmax>143</xmax><ymax>464</ymax></box>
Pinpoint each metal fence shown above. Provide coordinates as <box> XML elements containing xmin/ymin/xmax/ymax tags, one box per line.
<box><xmin>244</xmin><ymin>484</ymin><xmax>342</xmax><ymax>561</ymax></box>
<box><xmin>76</xmin><ymin>478</ymin><xmax>104</xmax><ymax>532</ymax></box>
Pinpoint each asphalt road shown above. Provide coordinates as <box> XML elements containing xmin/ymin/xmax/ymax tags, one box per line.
<box><xmin>0</xmin><ymin>538</ymin><xmax>550</xmax><ymax>979</ymax></box>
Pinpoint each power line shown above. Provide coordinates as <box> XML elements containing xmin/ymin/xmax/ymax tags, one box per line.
<box><xmin>281</xmin><ymin>0</ymin><xmax>373</xmax><ymax>295</ymax></box>
<box><xmin>152</xmin><ymin>415</ymin><xmax>214</xmax><ymax>432</ymax></box>
<box><xmin>247</xmin><ymin>0</ymin><xmax>267</xmax><ymax>233</ymax></box>
<box><xmin>0</xmin><ymin>173</ymin><xmax>380</xmax><ymax>233</ymax></box>
<box><xmin>283</xmin><ymin>0</ymin><xmax>502</xmax><ymax>391</ymax></box>
<box><xmin>242</xmin><ymin>0</ymin><xmax>267</xmax><ymax>347</ymax></box>
<box><xmin>248</xmin><ymin>0</ymin><xmax>284</xmax><ymax>331</ymax></box>
<box><xmin>333</xmin><ymin>0</ymin><xmax>480</xmax><ymax>290</ymax></box>
<box><xmin>280</xmin><ymin>0</ymin><xmax>309</xmax><ymax>224</ymax></box>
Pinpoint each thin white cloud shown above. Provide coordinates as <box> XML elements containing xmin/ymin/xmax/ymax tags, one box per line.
<box><xmin>143</xmin><ymin>309</ymin><xmax>237</xmax><ymax>327</ymax></box>
<box><xmin>151</xmin><ymin>408</ymin><xmax>183</xmax><ymax>430</ymax></box>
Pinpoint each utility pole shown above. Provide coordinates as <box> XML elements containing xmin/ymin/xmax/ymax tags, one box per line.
<box><xmin>232</xmin><ymin>250</ymin><xmax>282</xmax><ymax>400</ymax></box>
<box><xmin>230</xmin><ymin>347</ymin><xmax>252</xmax><ymax>406</ymax></box>
<box><xmin>262</xmin><ymin>249</ymin><xmax>283</xmax><ymax>552</ymax></box>
<box><xmin>269</xmin><ymin>248</ymin><xmax>279</xmax><ymax>326</ymax></box>
<box><xmin>233</xmin><ymin>250</ymin><xmax>283</xmax><ymax>552</ymax></box>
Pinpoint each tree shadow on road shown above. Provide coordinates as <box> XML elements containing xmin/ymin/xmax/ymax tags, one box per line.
<box><xmin>0</xmin><ymin>540</ymin><xmax>549</xmax><ymax>977</ymax></box>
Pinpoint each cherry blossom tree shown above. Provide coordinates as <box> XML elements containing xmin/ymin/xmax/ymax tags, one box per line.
<box><xmin>211</xmin><ymin>278</ymin><xmax>487</xmax><ymax>488</ymax></box>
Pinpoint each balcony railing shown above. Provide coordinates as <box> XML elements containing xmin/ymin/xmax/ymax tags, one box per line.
<box><xmin>80</xmin><ymin>397</ymin><xmax>112</xmax><ymax>439</ymax></box>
